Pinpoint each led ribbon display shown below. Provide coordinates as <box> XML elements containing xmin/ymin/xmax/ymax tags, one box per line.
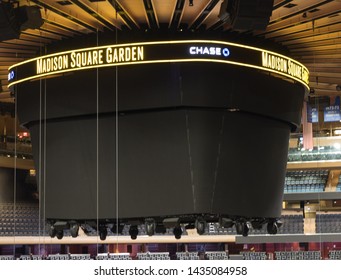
<box><xmin>8</xmin><ymin>40</ymin><xmax>309</xmax><ymax>92</ymax></box>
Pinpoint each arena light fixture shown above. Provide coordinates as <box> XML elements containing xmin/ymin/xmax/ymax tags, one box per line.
<box><xmin>145</xmin><ymin>218</ymin><xmax>156</xmax><ymax>236</ymax></box>
<box><xmin>49</xmin><ymin>221</ymin><xmax>68</xmax><ymax>239</ymax></box>
<box><xmin>267</xmin><ymin>219</ymin><xmax>282</xmax><ymax>234</ymax></box>
<box><xmin>70</xmin><ymin>223</ymin><xmax>79</xmax><ymax>238</ymax></box>
<box><xmin>48</xmin><ymin>225</ymin><xmax>56</xmax><ymax>238</ymax></box>
<box><xmin>99</xmin><ymin>224</ymin><xmax>107</xmax><ymax>241</ymax></box>
<box><xmin>235</xmin><ymin>220</ymin><xmax>250</xmax><ymax>237</ymax></box>
<box><xmin>195</xmin><ymin>218</ymin><xmax>206</xmax><ymax>235</ymax></box>
<box><xmin>129</xmin><ymin>225</ymin><xmax>139</xmax><ymax>240</ymax></box>
<box><xmin>173</xmin><ymin>226</ymin><xmax>183</xmax><ymax>239</ymax></box>
<box><xmin>267</xmin><ymin>221</ymin><xmax>278</xmax><ymax>234</ymax></box>
<box><xmin>56</xmin><ymin>230</ymin><xmax>64</xmax><ymax>240</ymax></box>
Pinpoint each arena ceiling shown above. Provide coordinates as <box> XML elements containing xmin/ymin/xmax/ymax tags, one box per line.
<box><xmin>0</xmin><ymin>0</ymin><xmax>341</xmax><ymax>102</ymax></box>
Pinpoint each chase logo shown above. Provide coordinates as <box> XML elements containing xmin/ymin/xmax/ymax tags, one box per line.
<box><xmin>8</xmin><ymin>70</ymin><xmax>15</xmax><ymax>82</ymax></box>
<box><xmin>189</xmin><ymin>46</ymin><xmax>230</xmax><ymax>57</ymax></box>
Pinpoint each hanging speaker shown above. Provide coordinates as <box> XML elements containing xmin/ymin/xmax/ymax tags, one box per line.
<box><xmin>0</xmin><ymin>2</ymin><xmax>20</xmax><ymax>41</ymax></box>
<box><xmin>220</xmin><ymin>0</ymin><xmax>274</xmax><ymax>31</ymax></box>
<box><xmin>218</xmin><ymin>0</ymin><xmax>230</xmax><ymax>22</ymax></box>
<box><xmin>16</xmin><ymin>6</ymin><xmax>43</xmax><ymax>31</ymax></box>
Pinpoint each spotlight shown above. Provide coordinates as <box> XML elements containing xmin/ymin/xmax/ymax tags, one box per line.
<box><xmin>310</xmin><ymin>88</ymin><xmax>315</xmax><ymax>94</ymax></box>
<box><xmin>70</xmin><ymin>223</ymin><xmax>79</xmax><ymax>238</ymax></box>
<box><xmin>267</xmin><ymin>219</ymin><xmax>282</xmax><ymax>235</ymax></box>
<box><xmin>336</xmin><ymin>85</ymin><xmax>341</xmax><ymax>91</ymax></box>
<box><xmin>276</xmin><ymin>219</ymin><xmax>283</xmax><ymax>228</ymax></box>
<box><xmin>195</xmin><ymin>218</ymin><xmax>206</xmax><ymax>235</ymax></box>
<box><xmin>189</xmin><ymin>0</ymin><xmax>193</xmax><ymax>6</ymax></box>
<box><xmin>267</xmin><ymin>222</ymin><xmax>277</xmax><ymax>234</ymax></box>
<box><xmin>48</xmin><ymin>225</ymin><xmax>56</xmax><ymax>238</ymax></box>
<box><xmin>145</xmin><ymin>219</ymin><xmax>156</xmax><ymax>236</ymax></box>
<box><xmin>243</xmin><ymin>223</ymin><xmax>250</xmax><ymax>237</ymax></box>
<box><xmin>235</xmin><ymin>221</ymin><xmax>250</xmax><ymax>237</ymax></box>
<box><xmin>163</xmin><ymin>217</ymin><xmax>182</xmax><ymax>238</ymax></box>
<box><xmin>129</xmin><ymin>225</ymin><xmax>139</xmax><ymax>240</ymax></box>
<box><xmin>173</xmin><ymin>226</ymin><xmax>183</xmax><ymax>239</ymax></box>
<box><xmin>50</xmin><ymin>221</ymin><xmax>68</xmax><ymax>240</ymax></box>
<box><xmin>99</xmin><ymin>224</ymin><xmax>107</xmax><ymax>241</ymax></box>
<box><xmin>56</xmin><ymin>230</ymin><xmax>63</xmax><ymax>240</ymax></box>
<box><xmin>302</xmin><ymin>12</ymin><xmax>307</xmax><ymax>18</ymax></box>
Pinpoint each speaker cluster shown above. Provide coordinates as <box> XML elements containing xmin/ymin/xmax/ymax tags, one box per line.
<box><xmin>0</xmin><ymin>2</ymin><xmax>43</xmax><ymax>42</ymax></box>
<box><xmin>219</xmin><ymin>0</ymin><xmax>274</xmax><ymax>31</ymax></box>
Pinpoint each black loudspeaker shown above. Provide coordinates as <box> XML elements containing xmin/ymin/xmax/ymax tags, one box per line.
<box><xmin>218</xmin><ymin>0</ymin><xmax>230</xmax><ymax>22</ymax></box>
<box><xmin>221</xmin><ymin>0</ymin><xmax>274</xmax><ymax>31</ymax></box>
<box><xmin>0</xmin><ymin>2</ymin><xmax>20</xmax><ymax>41</ymax></box>
<box><xmin>16</xmin><ymin>6</ymin><xmax>43</xmax><ymax>31</ymax></box>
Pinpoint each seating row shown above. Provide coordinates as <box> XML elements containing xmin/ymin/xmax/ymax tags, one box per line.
<box><xmin>241</xmin><ymin>251</ymin><xmax>267</xmax><ymax>260</ymax></box>
<box><xmin>137</xmin><ymin>252</ymin><xmax>170</xmax><ymax>260</ymax></box>
<box><xmin>275</xmin><ymin>251</ymin><xmax>321</xmax><ymax>260</ymax></box>
<box><xmin>329</xmin><ymin>250</ymin><xmax>341</xmax><ymax>260</ymax></box>
<box><xmin>284</xmin><ymin>185</ymin><xmax>325</xmax><ymax>193</ymax></box>
<box><xmin>9</xmin><ymin>250</ymin><xmax>341</xmax><ymax>260</ymax></box>
<box><xmin>47</xmin><ymin>254</ymin><xmax>91</xmax><ymax>260</ymax></box>
<box><xmin>316</xmin><ymin>214</ymin><xmax>341</xmax><ymax>233</ymax></box>
<box><xmin>96</xmin><ymin>253</ymin><xmax>132</xmax><ymax>260</ymax></box>
<box><xmin>288</xmin><ymin>151</ymin><xmax>341</xmax><ymax>162</ymax></box>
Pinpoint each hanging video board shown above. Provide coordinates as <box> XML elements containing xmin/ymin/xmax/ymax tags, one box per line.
<box><xmin>8</xmin><ymin>40</ymin><xmax>309</xmax><ymax>92</ymax></box>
